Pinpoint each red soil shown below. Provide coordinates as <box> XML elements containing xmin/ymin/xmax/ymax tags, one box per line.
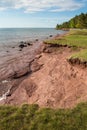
<box><xmin>5</xmin><ymin>46</ymin><xmax>87</xmax><ymax>108</ymax></box>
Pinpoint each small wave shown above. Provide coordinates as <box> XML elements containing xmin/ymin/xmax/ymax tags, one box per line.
<box><xmin>0</xmin><ymin>89</ymin><xmax>10</xmax><ymax>101</ymax></box>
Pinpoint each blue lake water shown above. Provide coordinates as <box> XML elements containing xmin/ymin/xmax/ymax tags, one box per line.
<box><xmin>0</xmin><ymin>28</ymin><xmax>65</xmax><ymax>47</ymax></box>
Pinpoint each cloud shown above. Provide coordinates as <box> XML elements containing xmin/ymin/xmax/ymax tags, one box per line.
<box><xmin>0</xmin><ymin>0</ymin><xmax>84</xmax><ymax>13</ymax></box>
<box><xmin>0</xmin><ymin>7</ymin><xmax>6</xmax><ymax>11</ymax></box>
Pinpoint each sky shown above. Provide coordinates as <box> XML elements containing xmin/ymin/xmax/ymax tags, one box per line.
<box><xmin>0</xmin><ymin>0</ymin><xmax>87</xmax><ymax>28</ymax></box>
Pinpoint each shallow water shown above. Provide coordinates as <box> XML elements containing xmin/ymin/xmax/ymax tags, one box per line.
<box><xmin>0</xmin><ymin>28</ymin><xmax>64</xmax><ymax>46</ymax></box>
<box><xmin>0</xmin><ymin>28</ymin><xmax>66</xmax><ymax>63</ymax></box>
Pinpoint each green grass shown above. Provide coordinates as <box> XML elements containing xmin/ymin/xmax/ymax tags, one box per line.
<box><xmin>0</xmin><ymin>103</ymin><xmax>87</xmax><ymax>130</ymax></box>
<box><xmin>69</xmin><ymin>29</ymin><xmax>87</xmax><ymax>35</ymax></box>
<box><xmin>69</xmin><ymin>49</ymin><xmax>87</xmax><ymax>62</ymax></box>
<box><xmin>44</xmin><ymin>30</ymin><xmax>87</xmax><ymax>48</ymax></box>
<box><xmin>44</xmin><ymin>29</ymin><xmax>87</xmax><ymax>62</ymax></box>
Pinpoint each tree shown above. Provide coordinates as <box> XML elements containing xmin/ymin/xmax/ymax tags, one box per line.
<box><xmin>56</xmin><ymin>13</ymin><xmax>87</xmax><ymax>29</ymax></box>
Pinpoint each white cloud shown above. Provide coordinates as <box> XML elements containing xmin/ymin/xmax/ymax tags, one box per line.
<box><xmin>0</xmin><ymin>0</ymin><xmax>84</xmax><ymax>13</ymax></box>
<box><xmin>0</xmin><ymin>7</ymin><xmax>6</xmax><ymax>11</ymax></box>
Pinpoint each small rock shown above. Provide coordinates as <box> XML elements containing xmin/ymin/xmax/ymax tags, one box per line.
<box><xmin>27</xmin><ymin>43</ymin><xmax>32</xmax><ymax>46</ymax></box>
<box><xmin>6</xmin><ymin>93</ymin><xmax>11</xmax><ymax>97</ymax></box>
<box><xmin>19</xmin><ymin>49</ymin><xmax>22</xmax><ymax>51</ymax></box>
<box><xmin>19</xmin><ymin>44</ymin><xmax>27</xmax><ymax>48</ymax></box>
<box><xmin>35</xmin><ymin>39</ymin><xmax>39</xmax><ymax>41</ymax></box>
<box><xmin>49</xmin><ymin>35</ymin><xmax>53</xmax><ymax>37</ymax></box>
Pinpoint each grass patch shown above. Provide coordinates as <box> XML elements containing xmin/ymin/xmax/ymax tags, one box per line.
<box><xmin>44</xmin><ymin>29</ymin><xmax>87</xmax><ymax>62</ymax></box>
<box><xmin>0</xmin><ymin>103</ymin><xmax>87</xmax><ymax>130</ymax></box>
<box><xmin>69</xmin><ymin>29</ymin><xmax>87</xmax><ymax>35</ymax></box>
<box><xmin>69</xmin><ymin>49</ymin><xmax>87</xmax><ymax>62</ymax></box>
<box><xmin>44</xmin><ymin>30</ymin><xmax>87</xmax><ymax>48</ymax></box>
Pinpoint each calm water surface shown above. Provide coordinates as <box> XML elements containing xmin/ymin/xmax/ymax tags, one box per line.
<box><xmin>0</xmin><ymin>28</ymin><xmax>65</xmax><ymax>46</ymax></box>
<box><xmin>0</xmin><ymin>28</ymin><xmax>66</xmax><ymax>62</ymax></box>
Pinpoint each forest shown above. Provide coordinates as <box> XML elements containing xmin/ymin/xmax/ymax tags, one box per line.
<box><xmin>56</xmin><ymin>13</ymin><xmax>87</xmax><ymax>29</ymax></box>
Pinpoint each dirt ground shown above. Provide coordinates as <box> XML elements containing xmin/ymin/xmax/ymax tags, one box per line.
<box><xmin>3</xmin><ymin>46</ymin><xmax>87</xmax><ymax>108</ymax></box>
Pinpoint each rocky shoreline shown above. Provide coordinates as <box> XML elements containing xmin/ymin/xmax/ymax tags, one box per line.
<box><xmin>0</xmin><ymin>39</ymin><xmax>44</xmax><ymax>99</ymax></box>
<box><xmin>0</xmin><ymin>34</ymin><xmax>55</xmax><ymax>99</ymax></box>
<box><xmin>0</xmin><ymin>34</ymin><xmax>87</xmax><ymax>108</ymax></box>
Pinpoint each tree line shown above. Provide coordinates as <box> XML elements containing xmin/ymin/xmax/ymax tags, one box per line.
<box><xmin>56</xmin><ymin>13</ymin><xmax>87</xmax><ymax>29</ymax></box>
